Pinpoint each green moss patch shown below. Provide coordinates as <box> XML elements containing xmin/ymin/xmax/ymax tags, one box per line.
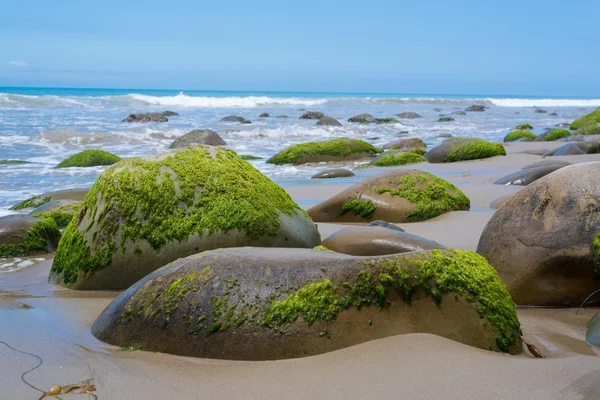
<box><xmin>409</xmin><ymin>148</ymin><xmax>427</xmax><ymax>156</ymax></box>
<box><xmin>571</xmin><ymin>109</ymin><xmax>600</xmax><ymax>130</ymax></box>
<box><xmin>446</xmin><ymin>139</ymin><xmax>506</xmax><ymax>162</ymax></box>
<box><xmin>503</xmin><ymin>130</ymin><xmax>536</xmax><ymax>142</ymax></box>
<box><xmin>239</xmin><ymin>155</ymin><xmax>263</xmax><ymax>160</ymax></box>
<box><xmin>266</xmin><ymin>138</ymin><xmax>378</xmax><ymax>165</ymax></box>
<box><xmin>0</xmin><ymin>218</ymin><xmax>61</xmax><ymax>258</ymax></box>
<box><xmin>338</xmin><ymin>198</ymin><xmax>376</xmax><ymax>219</ymax></box>
<box><xmin>577</xmin><ymin>124</ymin><xmax>600</xmax><ymax>136</ymax></box>
<box><xmin>314</xmin><ymin>245</ymin><xmax>333</xmax><ymax>251</ymax></box>
<box><xmin>32</xmin><ymin>202</ymin><xmax>82</xmax><ymax>228</ymax></box>
<box><xmin>375</xmin><ymin>118</ymin><xmax>400</xmax><ymax>124</ymax></box>
<box><xmin>514</xmin><ymin>123</ymin><xmax>533</xmax><ymax>130</ymax></box>
<box><xmin>52</xmin><ymin>147</ymin><xmax>305</xmax><ymax>283</ymax></box>
<box><xmin>11</xmin><ymin>195</ymin><xmax>52</xmax><ymax>211</ymax></box>
<box><xmin>374</xmin><ymin>171</ymin><xmax>470</xmax><ymax>220</ymax></box>
<box><xmin>0</xmin><ymin>160</ymin><xmax>31</xmax><ymax>165</ymax></box>
<box><xmin>372</xmin><ymin>151</ymin><xmax>427</xmax><ymax>167</ymax></box>
<box><xmin>543</xmin><ymin>129</ymin><xmax>571</xmax><ymax>141</ymax></box>
<box><xmin>262</xmin><ymin>249</ymin><xmax>521</xmax><ymax>353</ymax></box>
<box><xmin>56</xmin><ymin>150</ymin><xmax>121</xmax><ymax>168</ymax></box>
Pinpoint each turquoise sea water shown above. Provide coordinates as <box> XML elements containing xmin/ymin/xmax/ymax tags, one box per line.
<box><xmin>1</xmin><ymin>86</ymin><xmax>599</xmax><ymax>214</ymax></box>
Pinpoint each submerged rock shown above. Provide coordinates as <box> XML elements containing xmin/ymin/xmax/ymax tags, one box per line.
<box><xmin>123</xmin><ymin>113</ymin><xmax>169</xmax><ymax>123</ymax></box>
<box><xmin>299</xmin><ymin>111</ymin><xmax>324</xmax><ymax>120</ymax></box>
<box><xmin>259</xmin><ymin>113</ymin><xmax>270</xmax><ymax>118</ymax></box>
<box><xmin>348</xmin><ymin>114</ymin><xmax>375</xmax><ymax>123</ymax></box>
<box><xmin>451</xmin><ymin>111</ymin><xmax>467</xmax><ymax>115</ymax></box>
<box><xmin>311</xmin><ymin>169</ymin><xmax>355</xmax><ymax>179</ymax></box>
<box><xmin>49</xmin><ymin>146</ymin><xmax>320</xmax><ymax>290</ymax></box>
<box><xmin>169</xmin><ymin>129</ymin><xmax>227</xmax><ymax>148</ymax></box>
<box><xmin>534</xmin><ymin>108</ymin><xmax>547</xmax><ymax>114</ymax></box>
<box><xmin>91</xmin><ymin>247</ymin><xmax>522</xmax><ymax>360</ymax></box>
<box><xmin>307</xmin><ymin>170</ymin><xmax>470</xmax><ymax>223</ymax></box>
<box><xmin>493</xmin><ymin>165</ymin><xmax>564</xmax><ymax>186</ymax></box>
<box><xmin>162</xmin><ymin>111</ymin><xmax>179</xmax><ymax>117</ymax></box>
<box><xmin>221</xmin><ymin>116</ymin><xmax>251</xmax><ymax>124</ymax></box>
<box><xmin>396</xmin><ymin>112</ymin><xmax>422</xmax><ymax>119</ymax></box>
<box><xmin>10</xmin><ymin>188</ymin><xmax>90</xmax><ymax>211</ymax></box>
<box><xmin>56</xmin><ymin>150</ymin><xmax>120</xmax><ymax>168</ymax></box>
<box><xmin>0</xmin><ymin>215</ymin><xmax>61</xmax><ymax>258</ymax></box>
<box><xmin>438</xmin><ymin>117</ymin><xmax>454</xmax><ymax>122</ymax></box>
<box><xmin>316</xmin><ymin>116</ymin><xmax>342</xmax><ymax>127</ymax></box>
<box><xmin>266</xmin><ymin>138</ymin><xmax>378</xmax><ymax>165</ymax></box>
<box><xmin>465</xmin><ymin>105</ymin><xmax>486</xmax><ymax>112</ymax></box>
<box><xmin>425</xmin><ymin>138</ymin><xmax>506</xmax><ymax>163</ymax></box>
<box><xmin>321</xmin><ymin>226</ymin><xmax>444</xmax><ymax>256</ymax></box>
<box><xmin>477</xmin><ymin>162</ymin><xmax>600</xmax><ymax>306</ymax></box>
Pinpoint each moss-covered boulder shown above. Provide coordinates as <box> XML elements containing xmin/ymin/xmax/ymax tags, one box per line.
<box><xmin>503</xmin><ymin>130</ymin><xmax>536</xmax><ymax>142</ymax></box>
<box><xmin>266</xmin><ymin>138</ymin><xmax>378</xmax><ymax>165</ymax></box>
<box><xmin>382</xmin><ymin>138</ymin><xmax>426</xmax><ymax>151</ymax></box>
<box><xmin>534</xmin><ymin>129</ymin><xmax>571</xmax><ymax>142</ymax></box>
<box><xmin>10</xmin><ymin>188</ymin><xmax>89</xmax><ymax>211</ymax></box>
<box><xmin>493</xmin><ymin>165</ymin><xmax>564</xmax><ymax>186</ymax></box>
<box><xmin>307</xmin><ymin>170</ymin><xmax>470</xmax><ymax>223</ymax></box>
<box><xmin>316</xmin><ymin>116</ymin><xmax>342</xmax><ymax>126</ymax></box>
<box><xmin>321</xmin><ymin>226</ymin><xmax>444</xmax><ymax>256</ymax></box>
<box><xmin>91</xmin><ymin>247</ymin><xmax>522</xmax><ymax>360</ymax></box>
<box><xmin>0</xmin><ymin>215</ymin><xmax>61</xmax><ymax>258</ymax></box>
<box><xmin>50</xmin><ymin>146</ymin><xmax>320</xmax><ymax>290</ymax></box>
<box><xmin>514</xmin><ymin>123</ymin><xmax>533</xmax><ymax>130</ymax></box>
<box><xmin>311</xmin><ymin>168</ymin><xmax>355</xmax><ymax>179</ymax></box>
<box><xmin>477</xmin><ymin>162</ymin><xmax>600</xmax><ymax>306</ymax></box>
<box><xmin>570</xmin><ymin>109</ymin><xmax>600</xmax><ymax>130</ymax></box>
<box><xmin>425</xmin><ymin>138</ymin><xmax>506</xmax><ymax>163</ymax></box>
<box><xmin>31</xmin><ymin>200</ymin><xmax>82</xmax><ymax>229</ymax></box>
<box><xmin>575</xmin><ymin>123</ymin><xmax>600</xmax><ymax>136</ymax></box>
<box><xmin>370</xmin><ymin>151</ymin><xmax>427</xmax><ymax>167</ymax></box>
<box><xmin>170</xmin><ymin>129</ymin><xmax>226</xmax><ymax>148</ymax></box>
<box><xmin>56</xmin><ymin>150</ymin><xmax>121</xmax><ymax>168</ymax></box>
<box><xmin>299</xmin><ymin>111</ymin><xmax>324</xmax><ymax>120</ymax></box>
<box><xmin>348</xmin><ymin>113</ymin><xmax>375</xmax><ymax>123</ymax></box>
<box><xmin>465</xmin><ymin>105</ymin><xmax>486</xmax><ymax>112</ymax></box>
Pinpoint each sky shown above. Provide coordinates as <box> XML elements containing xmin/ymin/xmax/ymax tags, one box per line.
<box><xmin>1</xmin><ymin>0</ymin><xmax>599</xmax><ymax>96</ymax></box>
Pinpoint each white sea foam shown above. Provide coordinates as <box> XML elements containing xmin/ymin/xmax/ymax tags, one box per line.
<box><xmin>127</xmin><ymin>93</ymin><xmax>328</xmax><ymax>108</ymax></box>
<box><xmin>487</xmin><ymin>98</ymin><xmax>600</xmax><ymax>107</ymax></box>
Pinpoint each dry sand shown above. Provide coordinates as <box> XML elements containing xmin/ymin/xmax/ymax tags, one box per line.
<box><xmin>2</xmin><ymin>142</ymin><xmax>600</xmax><ymax>399</ymax></box>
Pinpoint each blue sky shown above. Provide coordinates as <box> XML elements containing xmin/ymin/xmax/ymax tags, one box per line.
<box><xmin>1</xmin><ymin>0</ymin><xmax>599</xmax><ymax>96</ymax></box>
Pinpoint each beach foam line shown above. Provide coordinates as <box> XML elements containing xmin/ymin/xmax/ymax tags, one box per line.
<box><xmin>128</xmin><ymin>92</ymin><xmax>328</xmax><ymax>108</ymax></box>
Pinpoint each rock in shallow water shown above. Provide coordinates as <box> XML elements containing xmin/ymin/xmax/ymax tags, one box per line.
<box><xmin>122</xmin><ymin>113</ymin><xmax>169</xmax><ymax>123</ymax></box>
<box><xmin>308</xmin><ymin>170</ymin><xmax>470</xmax><ymax>223</ymax></box>
<box><xmin>0</xmin><ymin>215</ymin><xmax>61</xmax><ymax>258</ymax></box>
<box><xmin>49</xmin><ymin>146</ymin><xmax>320</xmax><ymax>290</ymax></box>
<box><xmin>169</xmin><ymin>129</ymin><xmax>227</xmax><ymax>148</ymax></box>
<box><xmin>10</xmin><ymin>188</ymin><xmax>89</xmax><ymax>211</ymax></box>
<box><xmin>477</xmin><ymin>162</ymin><xmax>600</xmax><ymax>306</ymax></box>
<box><xmin>425</xmin><ymin>138</ymin><xmax>506</xmax><ymax>163</ymax></box>
<box><xmin>311</xmin><ymin>168</ymin><xmax>355</xmax><ymax>179</ymax></box>
<box><xmin>91</xmin><ymin>247</ymin><xmax>522</xmax><ymax>360</ymax></box>
<box><xmin>321</xmin><ymin>226</ymin><xmax>444</xmax><ymax>256</ymax></box>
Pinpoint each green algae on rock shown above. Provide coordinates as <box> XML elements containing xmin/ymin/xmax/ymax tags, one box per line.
<box><xmin>239</xmin><ymin>155</ymin><xmax>262</xmax><ymax>160</ymax></box>
<box><xmin>56</xmin><ymin>150</ymin><xmax>121</xmax><ymax>168</ymax></box>
<box><xmin>425</xmin><ymin>138</ymin><xmax>506</xmax><ymax>163</ymax></box>
<box><xmin>0</xmin><ymin>217</ymin><xmax>61</xmax><ymax>258</ymax></box>
<box><xmin>50</xmin><ymin>146</ymin><xmax>320</xmax><ymax>290</ymax></box>
<box><xmin>91</xmin><ymin>247</ymin><xmax>522</xmax><ymax>360</ymax></box>
<box><xmin>10</xmin><ymin>188</ymin><xmax>89</xmax><ymax>211</ymax></box>
<box><xmin>371</xmin><ymin>151</ymin><xmax>427</xmax><ymax>167</ymax></box>
<box><xmin>32</xmin><ymin>202</ymin><xmax>82</xmax><ymax>228</ymax></box>
<box><xmin>0</xmin><ymin>160</ymin><xmax>31</xmax><ymax>165</ymax></box>
<box><xmin>514</xmin><ymin>123</ymin><xmax>533</xmax><ymax>130</ymax></box>
<box><xmin>266</xmin><ymin>138</ymin><xmax>378</xmax><ymax>165</ymax></box>
<box><xmin>570</xmin><ymin>109</ymin><xmax>600</xmax><ymax>130</ymax></box>
<box><xmin>308</xmin><ymin>170</ymin><xmax>470</xmax><ymax>223</ymax></box>
<box><xmin>503</xmin><ymin>130</ymin><xmax>536</xmax><ymax>142</ymax></box>
<box><xmin>542</xmin><ymin>129</ymin><xmax>572</xmax><ymax>142</ymax></box>
<box><xmin>11</xmin><ymin>195</ymin><xmax>52</xmax><ymax>211</ymax></box>
<box><xmin>575</xmin><ymin>124</ymin><xmax>600</xmax><ymax>136</ymax></box>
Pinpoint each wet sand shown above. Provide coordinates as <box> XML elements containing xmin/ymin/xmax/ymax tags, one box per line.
<box><xmin>2</xmin><ymin>141</ymin><xmax>600</xmax><ymax>399</ymax></box>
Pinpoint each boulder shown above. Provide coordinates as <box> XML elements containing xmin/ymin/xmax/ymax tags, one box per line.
<box><xmin>0</xmin><ymin>215</ymin><xmax>61</xmax><ymax>258</ymax></box>
<box><xmin>321</xmin><ymin>226</ymin><xmax>444</xmax><ymax>256</ymax></box>
<box><xmin>365</xmin><ymin>220</ymin><xmax>405</xmax><ymax>232</ymax></box>
<box><xmin>570</xmin><ymin>109</ymin><xmax>600</xmax><ymax>130</ymax></box>
<box><xmin>316</xmin><ymin>116</ymin><xmax>342</xmax><ymax>127</ymax></box>
<box><xmin>169</xmin><ymin>129</ymin><xmax>227</xmax><ymax>148</ymax></box>
<box><xmin>493</xmin><ymin>165</ymin><xmax>564</xmax><ymax>186</ymax></box>
<box><xmin>122</xmin><ymin>113</ymin><xmax>168</xmax><ymax>123</ymax></box>
<box><xmin>542</xmin><ymin>141</ymin><xmax>600</xmax><ymax>156</ymax></box>
<box><xmin>221</xmin><ymin>116</ymin><xmax>247</xmax><ymax>123</ymax></box>
<box><xmin>396</xmin><ymin>112</ymin><xmax>422</xmax><ymax>119</ymax></box>
<box><xmin>10</xmin><ymin>188</ymin><xmax>90</xmax><ymax>211</ymax></box>
<box><xmin>489</xmin><ymin>194</ymin><xmax>514</xmax><ymax>210</ymax></box>
<box><xmin>451</xmin><ymin>111</ymin><xmax>467</xmax><ymax>115</ymax></box>
<box><xmin>477</xmin><ymin>162</ymin><xmax>600</xmax><ymax>306</ymax></box>
<box><xmin>549</xmin><ymin>112</ymin><xmax>558</xmax><ymax>116</ymax></box>
<box><xmin>299</xmin><ymin>111</ymin><xmax>324</xmax><ymax>120</ymax></box>
<box><xmin>348</xmin><ymin>114</ymin><xmax>375</xmax><ymax>123</ymax></box>
<box><xmin>425</xmin><ymin>138</ymin><xmax>506</xmax><ymax>163</ymax></box>
<box><xmin>575</xmin><ymin>124</ymin><xmax>600</xmax><ymax>136</ymax></box>
<box><xmin>522</xmin><ymin>160</ymin><xmax>571</xmax><ymax>170</ymax></box>
<box><xmin>534</xmin><ymin>129</ymin><xmax>572</xmax><ymax>142</ymax></box>
<box><xmin>49</xmin><ymin>146</ymin><xmax>321</xmax><ymax>290</ymax></box>
<box><xmin>307</xmin><ymin>170</ymin><xmax>470</xmax><ymax>223</ymax></box>
<box><xmin>552</xmin><ymin>144</ymin><xmax>587</xmax><ymax>156</ymax></box>
<box><xmin>534</xmin><ymin>108</ymin><xmax>547</xmax><ymax>113</ymax></box>
<box><xmin>91</xmin><ymin>247</ymin><xmax>522</xmax><ymax>360</ymax></box>
<box><xmin>438</xmin><ymin>117</ymin><xmax>454</xmax><ymax>122</ymax></box>
<box><xmin>503</xmin><ymin>130</ymin><xmax>536</xmax><ymax>142</ymax></box>
<box><xmin>382</xmin><ymin>138</ymin><xmax>426</xmax><ymax>151</ymax></box>
<box><xmin>259</xmin><ymin>113</ymin><xmax>270</xmax><ymax>118</ymax></box>
<box><xmin>465</xmin><ymin>105</ymin><xmax>486</xmax><ymax>112</ymax></box>
<box><xmin>31</xmin><ymin>200</ymin><xmax>82</xmax><ymax>228</ymax></box>
<box><xmin>266</xmin><ymin>138</ymin><xmax>378</xmax><ymax>165</ymax></box>
<box><xmin>514</xmin><ymin>123</ymin><xmax>533</xmax><ymax>130</ymax></box>
<box><xmin>162</xmin><ymin>111</ymin><xmax>179</xmax><ymax>117</ymax></box>
<box><xmin>370</xmin><ymin>151</ymin><xmax>427</xmax><ymax>167</ymax></box>
<box><xmin>311</xmin><ymin>169</ymin><xmax>355</xmax><ymax>179</ymax></box>
<box><xmin>56</xmin><ymin>150</ymin><xmax>121</xmax><ymax>168</ymax></box>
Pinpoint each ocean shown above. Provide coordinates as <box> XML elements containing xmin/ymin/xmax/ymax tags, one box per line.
<box><xmin>1</xmin><ymin>87</ymin><xmax>599</xmax><ymax>215</ymax></box>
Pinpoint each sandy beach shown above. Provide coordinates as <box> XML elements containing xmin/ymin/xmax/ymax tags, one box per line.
<box><xmin>2</xmin><ymin>140</ymin><xmax>600</xmax><ymax>399</ymax></box>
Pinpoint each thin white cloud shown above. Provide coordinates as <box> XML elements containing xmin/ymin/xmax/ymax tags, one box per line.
<box><xmin>8</xmin><ymin>61</ymin><xmax>28</xmax><ymax>68</ymax></box>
